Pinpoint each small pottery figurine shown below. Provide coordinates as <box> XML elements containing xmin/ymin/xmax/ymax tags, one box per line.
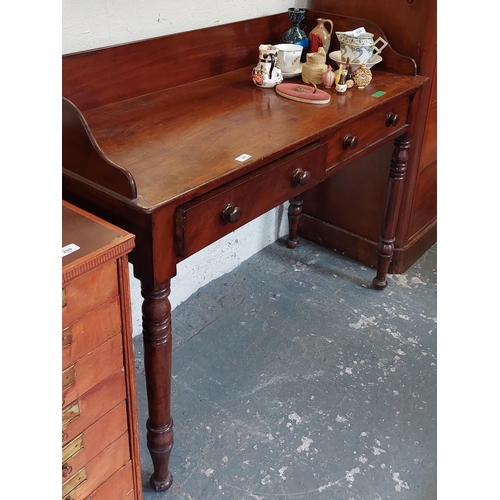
<box><xmin>322</xmin><ymin>65</ymin><xmax>335</xmax><ymax>88</ymax></box>
<box><xmin>252</xmin><ymin>44</ymin><xmax>283</xmax><ymax>88</ymax></box>
<box><xmin>345</xmin><ymin>59</ymin><xmax>354</xmax><ymax>90</ymax></box>
<box><xmin>280</xmin><ymin>8</ymin><xmax>309</xmax><ymax>60</ymax></box>
<box><xmin>309</xmin><ymin>18</ymin><xmax>334</xmax><ymax>54</ymax></box>
<box><xmin>334</xmin><ymin>63</ymin><xmax>343</xmax><ymax>86</ymax></box>
<box><xmin>353</xmin><ymin>64</ymin><xmax>372</xmax><ymax>89</ymax></box>
<box><xmin>345</xmin><ymin>58</ymin><xmax>353</xmax><ymax>81</ymax></box>
<box><xmin>335</xmin><ymin>69</ymin><xmax>348</xmax><ymax>94</ymax></box>
<box><xmin>302</xmin><ymin>47</ymin><xmax>327</xmax><ymax>85</ymax></box>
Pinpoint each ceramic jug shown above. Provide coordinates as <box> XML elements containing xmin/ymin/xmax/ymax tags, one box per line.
<box><xmin>252</xmin><ymin>44</ymin><xmax>283</xmax><ymax>88</ymax></box>
<box><xmin>309</xmin><ymin>18</ymin><xmax>334</xmax><ymax>54</ymax></box>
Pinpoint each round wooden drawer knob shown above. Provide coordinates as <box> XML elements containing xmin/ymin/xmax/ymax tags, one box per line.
<box><xmin>291</xmin><ymin>168</ymin><xmax>311</xmax><ymax>186</ymax></box>
<box><xmin>342</xmin><ymin>133</ymin><xmax>358</xmax><ymax>150</ymax></box>
<box><xmin>221</xmin><ymin>204</ymin><xmax>242</xmax><ymax>223</ymax></box>
<box><xmin>386</xmin><ymin>112</ymin><xmax>400</xmax><ymax>127</ymax></box>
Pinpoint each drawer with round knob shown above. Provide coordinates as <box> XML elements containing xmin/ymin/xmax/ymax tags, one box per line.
<box><xmin>325</xmin><ymin>96</ymin><xmax>410</xmax><ymax>170</ymax></box>
<box><xmin>175</xmin><ymin>141</ymin><xmax>327</xmax><ymax>258</ymax></box>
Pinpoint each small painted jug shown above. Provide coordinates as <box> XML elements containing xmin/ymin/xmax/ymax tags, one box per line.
<box><xmin>252</xmin><ymin>44</ymin><xmax>283</xmax><ymax>88</ymax></box>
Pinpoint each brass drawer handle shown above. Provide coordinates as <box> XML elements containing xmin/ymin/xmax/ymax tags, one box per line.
<box><xmin>386</xmin><ymin>112</ymin><xmax>400</xmax><ymax>127</ymax></box>
<box><xmin>63</xmin><ymin>434</ymin><xmax>85</xmax><ymax>463</ymax></box>
<box><xmin>62</xmin><ymin>463</ymin><xmax>73</xmax><ymax>477</ymax></box>
<box><xmin>342</xmin><ymin>133</ymin><xmax>358</xmax><ymax>150</ymax></box>
<box><xmin>62</xmin><ymin>364</ymin><xmax>76</xmax><ymax>391</ymax></box>
<box><xmin>221</xmin><ymin>203</ymin><xmax>242</xmax><ymax>224</ymax></box>
<box><xmin>62</xmin><ymin>326</ymin><xmax>72</xmax><ymax>349</ymax></box>
<box><xmin>62</xmin><ymin>467</ymin><xmax>87</xmax><ymax>498</ymax></box>
<box><xmin>62</xmin><ymin>401</ymin><xmax>80</xmax><ymax>429</ymax></box>
<box><xmin>291</xmin><ymin>168</ymin><xmax>311</xmax><ymax>186</ymax></box>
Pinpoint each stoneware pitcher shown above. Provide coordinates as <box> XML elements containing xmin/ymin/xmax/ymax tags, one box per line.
<box><xmin>309</xmin><ymin>18</ymin><xmax>334</xmax><ymax>54</ymax></box>
<box><xmin>252</xmin><ymin>44</ymin><xmax>283</xmax><ymax>88</ymax></box>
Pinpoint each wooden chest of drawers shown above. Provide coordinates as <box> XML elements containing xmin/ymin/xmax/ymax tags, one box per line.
<box><xmin>62</xmin><ymin>201</ymin><xmax>142</xmax><ymax>500</ymax></box>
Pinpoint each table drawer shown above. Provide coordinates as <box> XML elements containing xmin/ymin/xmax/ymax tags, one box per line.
<box><xmin>325</xmin><ymin>96</ymin><xmax>410</xmax><ymax>170</ymax></box>
<box><xmin>62</xmin><ymin>297</ymin><xmax>122</xmax><ymax>368</ymax></box>
<box><xmin>176</xmin><ymin>141</ymin><xmax>327</xmax><ymax>257</ymax></box>
<box><xmin>62</xmin><ymin>401</ymin><xmax>128</xmax><ymax>484</ymax></box>
<box><xmin>63</xmin><ymin>261</ymin><xmax>119</xmax><ymax>328</ymax></box>
<box><xmin>63</xmin><ymin>334</ymin><xmax>124</xmax><ymax>406</ymax></box>
<box><xmin>62</xmin><ymin>431</ymin><xmax>131</xmax><ymax>500</ymax></box>
<box><xmin>62</xmin><ymin>369</ymin><xmax>126</xmax><ymax>446</ymax></box>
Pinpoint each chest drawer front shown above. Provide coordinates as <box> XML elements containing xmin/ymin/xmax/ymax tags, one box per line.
<box><xmin>62</xmin><ymin>369</ymin><xmax>126</xmax><ymax>446</ymax></box>
<box><xmin>62</xmin><ymin>334</ymin><xmax>124</xmax><ymax>406</ymax></box>
<box><xmin>62</xmin><ymin>401</ymin><xmax>128</xmax><ymax>484</ymax></box>
<box><xmin>62</xmin><ymin>431</ymin><xmax>131</xmax><ymax>500</ymax></box>
<box><xmin>325</xmin><ymin>97</ymin><xmax>410</xmax><ymax>170</ymax></box>
<box><xmin>176</xmin><ymin>142</ymin><xmax>327</xmax><ymax>257</ymax></box>
<box><xmin>63</xmin><ymin>297</ymin><xmax>122</xmax><ymax>368</ymax></box>
<box><xmin>63</xmin><ymin>261</ymin><xmax>119</xmax><ymax>328</ymax></box>
<box><xmin>82</xmin><ymin>461</ymin><xmax>135</xmax><ymax>500</ymax></box>
<box><xmin>62</xmin><ymin>466</ymin><xmax>87</xmax><ymax>498</ymax></box>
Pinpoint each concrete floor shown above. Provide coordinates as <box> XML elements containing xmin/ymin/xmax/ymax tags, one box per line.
<box><xmin>133</xmin><ymin>239</ymin><xmax>437</xmax><ymax>499</ymax></box>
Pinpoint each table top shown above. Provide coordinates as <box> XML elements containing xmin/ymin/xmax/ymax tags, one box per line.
<box><xmin>80</xmin><ymin>66</ymin><xmax>426</xmax><ymax>211</ymax></box>
<box><xmin>62</xmin><ymin>201</ymin><xmax>135</xmax><ymax>282</ymax></box>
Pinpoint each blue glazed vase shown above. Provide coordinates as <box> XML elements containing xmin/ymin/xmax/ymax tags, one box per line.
<box><xmin>280</xmin><ymin>8</ymin><xmax>309</xmax><ymax>58</ymax></box>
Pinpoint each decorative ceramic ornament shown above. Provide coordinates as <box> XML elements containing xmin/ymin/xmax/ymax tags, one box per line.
<box><xmin>335</xmin><ymin>69</ymin><xmax>348</xmax><ymax>94</ymax></box>
<box><xmin>252</xmin><ymin>44</ymin><xmax>283</xmax><ymax>88</ymax></box>
<box><xmin>280</xmin><ymin>8</ymin><xmax>309</xmax><ymax>59</ymax></box>
<box><xmin>302</xmin><ymin>47</ymin><xmax>328</xmax><ymax>85</ymax></box>
<box><xmin>322</xmin><ymin>65</ymin><xmax>335</xmax><ymax>88</ymax></box>
<box><xmin>352</xmin><ymin>64</ymin><xmax>372</xmax><ymax>89</ymax></box>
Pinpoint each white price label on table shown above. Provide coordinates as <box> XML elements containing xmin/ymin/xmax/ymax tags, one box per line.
<box><xmin>62</xmin><ymin>243</ymin><xmax>80</xmax><ymax>258</ymax></box>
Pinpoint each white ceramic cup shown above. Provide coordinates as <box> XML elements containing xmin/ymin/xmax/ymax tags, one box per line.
<box><xmin>275</xmin><ymin>43</ymin><xmax>303</xmax><ymax>73</ymax></box>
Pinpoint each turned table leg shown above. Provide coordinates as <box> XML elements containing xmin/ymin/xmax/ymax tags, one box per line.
<box><xmin>141</xmin><ymin>280</ymin><xmax>174</xmax><ymax>491</ymax></box>
<box><xmin>373</xmin><ymin>134</ymin><xmax>410</xmax><ymax>290</ymax></box>
<box><xmin>286</xmin><ymin>195</ymin><xmax>303</xmax><ymax>249</ymax></box>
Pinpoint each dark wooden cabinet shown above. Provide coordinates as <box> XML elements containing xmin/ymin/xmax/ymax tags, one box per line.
<box><xmin>297</xmin><ymin>1</ymin><xmax>437</xmax><ymax>272</ymax></box>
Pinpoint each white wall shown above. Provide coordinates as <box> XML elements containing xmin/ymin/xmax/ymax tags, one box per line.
<box><xmin>62</xmin><ymin>0</ymin><xmax>307</xmax><ymax>336</ymax></box>
<box><xmin>63</xmin><ymin>0</ymin><xmax>306</xmax><ymax>54</ymax></box>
